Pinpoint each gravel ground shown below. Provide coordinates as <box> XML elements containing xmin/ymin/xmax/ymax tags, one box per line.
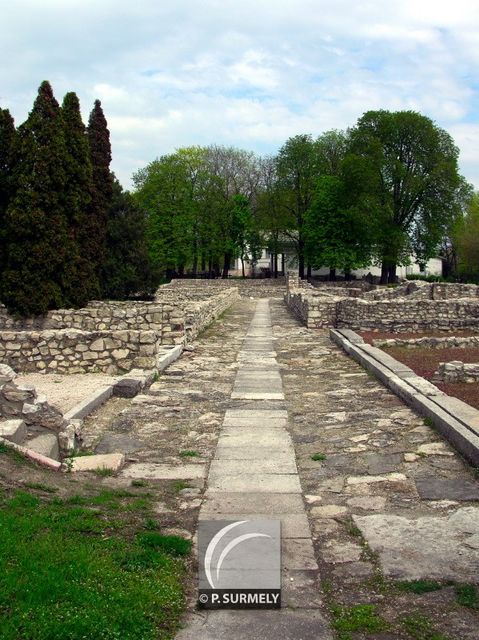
<box><xmin>16</xmin><ymin>372</ymin><xmax>121</xmax><ymax>413</ymax></box>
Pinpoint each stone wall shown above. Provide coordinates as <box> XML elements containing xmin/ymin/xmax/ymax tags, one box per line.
<box><xmin>433</xmin><ymin>361</ymin><xmax>479</xmax><ymax>383</ymax></box>
<box><xmin>284</xmin><ymin>276</ymin><xmax>479</xmax><ymax>332</ymax></box>
<box><xmin>373</xmin><ymin>336</ymin><xmax>479</xmax><ymax>349</ymax></box>
<box><xmin>165</xmin><ymin>278</ymin><xmax>286</xmax><ymax>299</ymax></box>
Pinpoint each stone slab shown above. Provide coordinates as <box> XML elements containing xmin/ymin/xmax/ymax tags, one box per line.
<box><xmin>225</xmin><ymin>409</ymin><xmax>288</xmax><ymax>419</ymax></box>
<box><xmin>176</xmin><ymin>609</ymin><xmax>332</xmax><ymax>640</ymax></box>
<box><xmin>64</xmin><ymin>386</ymin><xmax>113</xmax><ymax>420</ymax></box>
<box><xmin>282</xmin><ymin>538</ymin><xmax>318</xmax><ymax>570</ymax></box>
<box><xmin>120</xmin><ymin>462</ymin><xmax>206</xmax><ymax>480</ymax></box>
<box><xmin>281</xmin><ymin>569</ymin><xmax>323</xmax><ymax>609</ymax></box>
<box><xmin>230</xmin><ymin>392</ymin><xmax>285</xmax><ymax>400</ymax></box>
<box><xmin>28</xmin><ymin>432</ymin><xmax>59</xmax><ymax>460</ymax></box>
<box><xmin>415</xmin><ymin>477</ymin><xmax>479</xmax><ymax>501</ymax></box>
<box><xmin>69</xmin><ymin>452</ymin><xmax>125</xmax><ymax>473</ymax></box>
<box><xmin>214</xmin><ymin>444</ymin><xmax>295</xmax><ymax>460</ymax></box>
<box><xmin>0</xmin><ymin>419</ymin><xmax>26</xmax><ymax>444</ymax></box>
<box><xmin>157</xmin><ymin>344</ymin><xmax>183</xmax><ymax>371</ymax></box>
<box><xmin>222</xmin><ymin>417</ymin><xmax>288</xmax><ymax>428</ymax></box>
<box><xmin>209</xmin><ymin>459</ymin><xmax>297</xmax><ymax>476</ymax></box>
<box><xmin>202</xmin><ymin>513</ymin><xmax>310</xmax><ymax>538</ymax></box>
<box><xmin>354</xmin><ymin>507</ymin><xmax>479</xmax><ymax>582</ymax></box>
<box><xmin>200</xmin><ymin>492</ymin><xmax>305</xmax><ymax>515</ymax></box>
<box><xmin>208</xmin><ymin>473</ymin><xmax>302</xmax><ymax>493</ymax></box>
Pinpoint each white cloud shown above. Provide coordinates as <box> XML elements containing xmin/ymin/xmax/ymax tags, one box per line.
<box><xmin>0</xmin><ymin>0</ymin><xmax>478</xmax><ymax>188</ymax></box>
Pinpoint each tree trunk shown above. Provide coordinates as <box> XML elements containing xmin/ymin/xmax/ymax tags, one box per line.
<box><xmin>307</xmin><ymin>264</ymin><xmax>312</xmax><ymax>279</ymax></box>
<box><xmin>241</xmin><ymin>257</ymin><xmax>245</xmax><ymax>278</ymax></box>
<box><xmin>222</xmin><ymin>252</ymin><xmax>231</xmax><ymax>279</ymax></box>
<box><xmin>281</xmin><ymin>254</ymin><xmax>285</xmax><ymax>275</ymax></box>
<box><xmin>329</xmin><ymin>268</ymin><xmax>336</xmax><ymax>281</ymax></box>
<box><xmin>274</xmin><ymin>253</ymin><xmax>278</xmax><ymax>278</ymax></box>
<box><xmin>178</xmin><ymin>264</ymin><xmax>184</xmax><ymax>277</ymax></box>
<box><xmin>298</xmin><ymin>236</ymin><xmax>305</xmax><ymax>279</ymax></box>
<box><xmin>388</xmin><ymin>263</ymin><xmax>397</xmax><ymax>284</ymax></box>
<box><xmin>208</xmin><ymin>258</ymin><xmax>212</xmax><ymax>279</ymax></box>
<box><xmin>344</xmin><ymin>269</ymin><xmax>352</xmax><ymax>281</ymax></box>
<box><xmin>380</xmin><ymin>261</ymin><xmax>389</xmax><ymax>285</ymax></box>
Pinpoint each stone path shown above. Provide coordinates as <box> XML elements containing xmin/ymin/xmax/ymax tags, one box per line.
<box><xmin>178</xmin><ymin>300</ymin><xmax>332</xmax><ymax>638</ymax></box>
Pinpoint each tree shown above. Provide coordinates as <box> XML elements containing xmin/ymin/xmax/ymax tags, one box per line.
<box><xmin>87</xmin><ymin>99</ymin><xmax>113</xmax><ymax>291</ymax></box>
<box><xmin>276</xmin><ymin>134</ymin><xmax>319</xmax><ymax>278</ymax></box>
<box><xmin>61</xmin><ymin>92</ymin><xmax>97</xmax><ymax>305</ymax></box>
<box><xmin>349</xmin><ymin>110</ymin><xmax>465</xmax><ymax>283</ymax></box>
<box><xmin>454</xmin><ymin>192</ymin><xmax>479</xmax><ymax>282</ymax></box>
<box><xmin>0</xmin><ymin>109</ymin><xmax>16</xmax><ymax>277</ymax></box>
<box><xmin>101</xmin><ymin>178</ymin><xmax>153</xmax><ymax>298</ymax></box>
<box><xmin>305</xmin><ymin>175</ymin><xmax>372</xmax><ymax>279</ymax></box>
<box><xmin>1</xmin><ymin>81</ymin><xmax>71</xmax><ymax>315</ymax></box>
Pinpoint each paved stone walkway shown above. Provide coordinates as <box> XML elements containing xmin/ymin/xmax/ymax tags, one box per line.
<box><xmin>178</xmin><ymin>299</ymin><xmax>332</xmax><ymax>638</ymax></box>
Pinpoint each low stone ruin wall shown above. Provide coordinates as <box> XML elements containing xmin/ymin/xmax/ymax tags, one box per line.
<box><xmin>373</xmin><ymin>336</ymin><xmax>479</xmax><ymax>349</ymax></box>
<box><xmin>0</xmin><ymin>286</ymin><xmax>239</xmax><ymax>375</ymax></box>
<box><xmin>284</xmin><ymin>275</ymin><xmax>479</xmax><ymax>332</ymax></box>
<box><xmin>0</xmin><ymin>329</ymin><xmax>161</xmax><ymax>374</ymax></box>
<box><xmin>165</xmin><ymin>278</ymin><xmax>286</xmax><ymax>298</ymax></box>
<box><xmin>433</xmin><ymin>361</ymin><xmax>479</xmax><ymax>383</ymax></box>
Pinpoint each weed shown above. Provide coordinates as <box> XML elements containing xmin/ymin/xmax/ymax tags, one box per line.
<box><xmin>131</xmin><ymin>479</ymin><xmax>148</xmax><ymax>487</ymax></box>
<box><xmin>397</xmin><ymin>580</ymin><xmax>443</xmax><ymax>595</ymax></box>
<box><xmin>179</xmin><ymin>450</ymin><xmax>198</xmax><ymax>458</ymax></box>
<box><xmin>153</xmin><ymin>371</ymin><xmax>159</xmax><ymax>382</ymax></box>
<box><xmin>24</xmin><ymin>482</ymin><xmax>58</xmax><ymax>493</ymax></box>
<box><xmin>173</xmin><ymin>480</ymin><xmax>190</xmax><ymax>492</ymax></box>
<box><xmin>423</xmin><ymin>417</ymin><xmax>434</xmax><ymax>428</ymax></box>
<box><xmin>330</xmin><ymin>603</ymin><xmax>389</xmax><ymax>639</ymax></box>
<box><xmin>137</xmin><ymin>531</ymin><xmax>191</xmax><ymax>557</ymax></box>
<box><xmin>72</xmin><ymin>450</ymin><xmax>95</xmax><ymax>457</ymax></box>
<box><xmin>0</xmin><ymin>442</ymin><xmax>26</xmax><ymax>464</ymax></box>
<box><xmin>346</xmin><ymin>521</ymin><xmax>362</xmax><ymax>537</ymax></box>
<box><xmin>94</xmin><ymin>467</ymin><xmax>114</xmax><ymax>477</ymax></box>
<box><xmin>455</xmin><ymin>584</ymin><xmax>479</xmax><ymax>609</ymax></box>
<box><xmin>311</xmin><ymin>452</ymin><xmax>327</xmax><ymax>461</ymax></box>
<box><xmin>144</xmin><ymin>518</ymin><xmax>158</xmax><ymax>530</ymax></box>
<box><xmin>400</xmin><ymin>613</ymin><xmax>449</xmax><ymax>640</ymax></box>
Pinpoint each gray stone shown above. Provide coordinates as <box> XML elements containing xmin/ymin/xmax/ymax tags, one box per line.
<box><xmin>27</xmin><ymin>432</ymin><xmax>59</xmax><ymax>460</ymax></box>
<box><xmin>95</xmin><ymin>433</ymin><xmax>144</xmax><ymax>455</ymax></box>
<box><xmin>0</xmin><ymin>419</ymin><xmax>26</xmax><ymax>444</ymax></box>
<box><xmin>120</xmin><ymin>462</ymin><xmax>206</xmax><ymax>480</ymax></box>
<box><xmin>415</xmin><ymin>477</ymin><xmax>479</xmax><ymax>501</ymax></box>
<box><xmin>113</xmin><ymin>378</ymin><xmax>143</xmax><ymax>398</ymax></box>
<box><xmin>353</xmin><ymin>507</ymin><xmax>479</xmax><ymax>581</ymax></box>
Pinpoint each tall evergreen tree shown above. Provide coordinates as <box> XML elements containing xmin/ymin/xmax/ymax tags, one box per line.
<box><xmin>1</xmin><ymin>81</ymin><xmax>70</xmax><ymax>315</ymax></box>
<box><xmin>87</xmin><ymin>99</ymin><xmax>113</xmax><ymax>292</ymax></box>
<box><xmin>0</xmin><ymin>108</ymin><xmax>16</xmax><ymax>277</ymax></box>
<box><xmin>61</xmin><ymin>92</ymin><xmax>98</xmax><ymax>305</ymax></box>
<box><xmin>102</xmin><ymin>178</ymin><xmax>153</xmax><ymax>299</ymax></box>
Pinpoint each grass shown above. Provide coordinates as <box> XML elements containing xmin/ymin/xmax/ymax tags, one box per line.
<box><xmin>131</xmin><ymin>479</ymin><xmax>148</xmax><ymax>487</ymax></box>
<box><xmin>173</xmin><ymin>480</ymin><xmax>190</xmax><ymax>492</ymax></box>
<box><xmin>397</xmin><ymin>580</ymin><xmax>444</xmax><ymax>594</ymax></box>
<box><xmin>400</xmin><ymin>613</ymin><xmax>449</xmax><ymax>640</ymax></box>
<box><xmin>330</xmin><ymin>603</ymin><xmax>389</xmax><ymax>640</ymax></box>
<box><xmin>23</xmin><ymin>481</ymin><xmax>58</xmax><ymax>493</ymax></box>
<box><xmin>423</xmin><ymin>417</ymin><xmax>434</xmax><ymax>428</ymax></box>
<box><xmin>0</xmin><ymin>441</ymin><xmax>26</xmax><ymax>464</ymax></box>
<box><xmin>94</xmin><ymin>467</ymin><xmax>114</xmax><ymax>477</ymax></box>
<box><xmin>311</xmin><ymin>452</ymin><xmax>327</xmax><ymax>461</ymax></box>
<box><xmin>0</xmin><ymin>489</ymin><xmax>188</xmax><ymax>640</ymax></box>
<box><xmin>179</xmin><ymin>450</ymin><xmax>198</xmax><ymax>458</ymax></box>
<box><xmin>455</xmin><ymin>584</ymin><xmax>479</xmax><ymax>609</ymax></box>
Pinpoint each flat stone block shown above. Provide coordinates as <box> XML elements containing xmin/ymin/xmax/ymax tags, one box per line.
<box><xmin>208</xmin><ymin>473</ymin><xmax>302</xmax><ymax>493</ymax></box>
<box><xmin>200</xmin><ymin>492</ymin><xmax>305</xmax><ymax>515</ymax></box>
<box><xmin>28</xmin><ymin>432</ymin><xmax>59</xmax><ymax>460</ymax></box>
<box><xmin>215</xmin><ymin>444</ymin><xmax>295</xmax><ymax>460</ymax></box>
<box><xmin>222</xmin><ymin>417</ymin><xmax>288</xmax><ymax>428</ymax></box>
<box><xmin>231</xmin><ymin>392</ymin><xmax>285</xmax><ymax>400</ymax></box>
<box><xmin>113</xmin><ymin>378</ymin><xmax>143</xmax><ymax>398</ymax></box>
<box><xmin>176</xmin><ymin>609</ymin><xmax>332</xmax><ymax>640</ymax></box>
<box><xmin>203</xmin><ymin>512</ymin><xmax>310</xmax><ymax>539</ymax></box>
<box><xmin>282</xmin><ymin>538</ymin><xmax>318</xmax><ymax>571</ymax></box>
<box><xmin>70</xmin><ymin>453</ymin><xmax>124</xmax><ymax>473</ymax></box>
<box><xmin>0</xmin><ymin>419</ymin><xmax>26</xmax><ymax>444</ymax></box>
<box><xmin>64</xmin><ymin>386</ymin><xmax>113</xmax><ymax>420</ymax></box>
<box><xmin>225</xmin><ymin>409</ymin><xmax>288</xmax><ymax>419</ymax></box>
<box><xmin>120</xmin><ymin>462</ymin><xmax>206</xmax><ymax>480</ymax></box>
<box><xmin>281</xmin><ymin>569</ymin><xmax>323</xmax><ymax>609</ymax></box>
<box><xmin>415</xmin><ymin>477</ymin><xmax>479</xmax><ymax>501</ymax></box>
<box><xmin>219</xmin><ymin>429</ymin><xmax>292</xmax><ymax>448</ymax></box>
<box><xmin>209</xmin><ymin>458</ymin><xmax>297</xmax><ymax>476</ymax></box>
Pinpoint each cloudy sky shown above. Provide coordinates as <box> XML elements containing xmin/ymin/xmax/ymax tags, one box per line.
<box><xmin>1</xmin><ymin>0</ymin><xmax>479</xmax><ymax>189</ymax></box>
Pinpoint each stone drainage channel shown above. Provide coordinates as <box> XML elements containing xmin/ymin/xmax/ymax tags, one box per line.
<box><xmin>178</xmin><ymin>299</ymin><xmax>331</xmax><ymax>639</ymax></box>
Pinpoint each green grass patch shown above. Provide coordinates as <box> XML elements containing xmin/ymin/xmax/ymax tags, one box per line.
<box><xmin>94</xmin><ymin>467</ymin><xmax>114</xmax><ymax>477</ymax></box>
<box><xmin>311</xmin><ymin>452</ymin><xmax>327</xmax><ymax>461</ymax></box>
<box><xmin>72</xmin><ymin>450</ymin><xmax>95</xmax><ymax>457</ymax></box>
<box><xmin>179</xmin><ymin>450</ymin><xmax>198</xmax><ymax>458</ymax></box>
<box><xmin>423</xmin><ymin>417</ymin><xmax>434</xmax><ymax>428</ymax></box>
<box><xmin>455</xmin><ymin>584</ymin><xmax>479</xmax><ymax>609</ymax></box>
<box><xmin>0</xmin><ymin>441</ymin><xmax>26</xmax><ymax>464</ymax></box>
<box><xmin>397</xmin><ymin>580</ymin><xmax>444</xmax><ymax>594</ymax></box>
<box><xmin>131</xmin><ymin>479</ymin><xmax>148</xmax><ymax>487</ymax></box>
<box><xmin>400</xmin><ymin>613</ymin><xmax>449</xmax><ymax>640</ymax></box>
<box><xmin>173</xmin><ymin>480</ymin><xmax>190</xmax><ymax>492</ymax></box>
<box><xmin>0</xmin><ymin>489</ymin><xmax>187</xmax><ymax>640</ymax></box>
<box><xmin>330</xmin><ymin>603</ymin><xmax>389</xmax><ymax>639</ymax></box>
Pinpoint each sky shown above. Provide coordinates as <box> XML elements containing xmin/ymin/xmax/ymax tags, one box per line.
<box><xmin>1</xmin><ymin>0</ymin><xmax>479</xmax><ymax>190</ymax></box>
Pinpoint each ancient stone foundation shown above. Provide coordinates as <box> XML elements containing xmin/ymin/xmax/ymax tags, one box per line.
<box><xmin>285</xmin><ymin>275</ymin><xmax>479</xmax><ymax>332</ymax></box>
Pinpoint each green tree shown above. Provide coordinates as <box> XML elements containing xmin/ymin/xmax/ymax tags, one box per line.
<box><xmin>349</xmin><ymin>110</ymin><xmax>465</xmax><ymax>283</ymax></box>
<box><xmin>0</xmin><ymin>108</ymin><xmax>16</xmax><ymax>277</ymax></box>
<box><xmin>454</xmin><ymin>192</ymin><xmax>479</xmax><ymax>282</ymax></box>
<box><xmin>276</xmin><ymin>134</ymin><xmax>319</xmax><ymax>278</ymax></box>
<box><xmin>61</xmin><ymin>92</ymin><xmax>97</xmax><ymax>305</ymax></box>
<box><xmin>87</xmin><ymin>99</ymin><xmax>113</xmax><ymax>291</ymax></box>
<box><xmin>1</xmin><ymin>81</ymin><xmax>70</xmax><ymax>315</ymax></box>
<box><xmin>101</xmin><ymin>178</ymin><xmax>153</xmax><ymax>298</ymax></box>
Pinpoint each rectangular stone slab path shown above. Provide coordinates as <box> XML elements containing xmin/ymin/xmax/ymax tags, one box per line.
<box><xmin>177</xmin><ymin>299</ymin><xmax>332</xmax><ymax>639</ymax></box>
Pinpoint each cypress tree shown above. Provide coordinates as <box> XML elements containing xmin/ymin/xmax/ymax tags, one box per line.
<box><xmin>0</xmin><ymin>81</ymin><xmax>70</xmax><ymax>315</ymax></box>
<box><xmin>87</xmin><ymin>99</ymin><xmax>113</xmax><ymax>292</ymax></box>
<box><xmin>61</xmin><ymin>92</ymin><xmax>98</xmax><ymax>305</ymax></box>
<box><xmin>0</xmin><ymin>108</ymin><xmax>16</xmax><ymax>277</ymax></box>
